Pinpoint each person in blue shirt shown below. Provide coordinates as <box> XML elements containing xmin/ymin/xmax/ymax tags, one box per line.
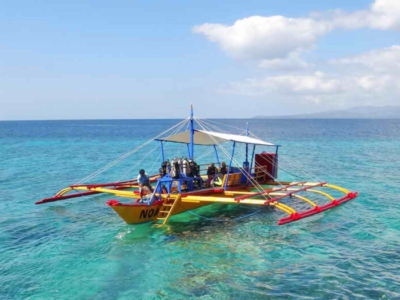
<box><xmin>137</xmin><ymin>169</ymin><xmax>153</xmax><ymax>199</ymax></box>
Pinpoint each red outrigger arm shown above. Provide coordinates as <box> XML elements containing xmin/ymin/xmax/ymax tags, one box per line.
<box><xmin>278</xmin><ymin>192</ymin><xmax>359</xmax><ymax>225</ymax></box>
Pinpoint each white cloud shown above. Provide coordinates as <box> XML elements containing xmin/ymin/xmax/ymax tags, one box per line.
<box><xmin>220</xmin><ymin>71</ymin><xmax>341</xmax><ymax>97</ymax></box>
<box><xmin>356</xmin><ymin>74</ymin><xmax>394</xmax><ymax>91</ymax></box>
<box><xmin>332</xmin><ymin>0</ymin><xmax>400</xmax><ymax>30</ymax></box>
<box><xmin>330</xmin><ymin>45</ymin><xmax>400</xmax><ymax>72</ymax></box>
<box><xmin>193</xmin><ymin>15</ymin><xmax>331</xmax><ymax>65</ymax></box>
<box><xmin>194</xmin><ymin>0</ymin><xmax>400</xmax><ymax>71</ymax></box>
<box><xmin>258</xmin><ymin>51</ymin><xmax>313</xmax><ymax>70</ymax></box>
<box><xmin>194</xmin><ymin>0</ymin><xmax>400</xmax><ymax>108</ymax></box>
<box><xmin>219</xmin><ymin>70</ymin><xmax>400</xmax><ymax>107</ymax></box>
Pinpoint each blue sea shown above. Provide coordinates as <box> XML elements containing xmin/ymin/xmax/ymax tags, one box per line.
<box><xmin>1</xmin><ymin>119</ymin><xmax>400</xmax><ymax>299</ymax></box>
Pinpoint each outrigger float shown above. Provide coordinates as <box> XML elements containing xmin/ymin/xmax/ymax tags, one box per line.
<box><xmin>37</xmin><ymin>106</ymin><xmax>358</xmax><ymax>227</ymax></box>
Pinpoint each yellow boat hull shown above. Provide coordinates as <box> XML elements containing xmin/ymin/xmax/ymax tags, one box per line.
<box><xmin>106</xmin><ymin>199</ymin><xmax>209</xmax><ymax>224</ymax></box>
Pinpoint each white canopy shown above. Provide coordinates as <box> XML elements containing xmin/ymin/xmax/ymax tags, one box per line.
<box><xmin>157</xmin><ymin>130</ymin><xmax>276</xmax><ymax>146</ymax></box>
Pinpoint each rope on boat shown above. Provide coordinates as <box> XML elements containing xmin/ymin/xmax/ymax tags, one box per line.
<box><xmin>196</xmin><ymin>117</ymin><xmax>270</xmax><ymax>192</ymax></box>
<box><xmin>116</xmin><ymin>117</ymin><xmax>190</xmax><ymax>182</ymax></box>
<box><xmin>195</xmin><ymin>129</ymin><xmax>246</xmax><ymax>163</ymax></box>
<box><xmin>279</xmin><ymin>155</ymin><xmax>322</xmax><ymax>183</ymax></box>
<box><xmin>146</xmin><ymin>119</ymin><xmax>191</xmax><ymax>176</ymax></box>
<box><xmin>231</xmin><ymin>142</ymin><xmax>300</xmax><ymax>182</ymax></box>
<box><xmin>200</xmin><ymin>118</ymin><xmax>249</xmax><ymax>133</ymax></box>
<box><xmin>202</xmin><ymin>117</ymin><xmax>321</xmax><ymax>183</ymax></box>
<box><xmin>74</xmin><ymin>118</ymin><xmax>189</xmax><ymax>185</ymax></box>
<box><xmin>196</xmin><ymin>117</ymin><xmax>287</xmax><ymax>190</ymax></box>
<box><xmin>194</xmin><ymin>117</ymin><xmax>274</xmax><ymax>201</ymax></box>
<box><xmin>198</xmin><ymin>119</ymin><xmax>231</xmax><ymax>134</ymax></box>
<box><xmin>200</xmin><ymin>117</ymin><xmax>324</xmax><ymax>184</ymax></box>
<box><xmin>176</xmin><ymin>120</ymin><xmax>191</xmax><ymax>155</ymax></box>
<box><xmin>116</xmin><ymin>144</ymin><xmax>160</xmax><ymax>182</ymax></box>
<box><xmin>248</xmin><ymin>131</ymin><xmax>323</xmax><ymax>183</ymax></box>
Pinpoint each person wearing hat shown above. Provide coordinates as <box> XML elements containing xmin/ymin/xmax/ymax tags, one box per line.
<box><xmin>137</xmin><ymin>169</ymin><xmax>153</xmax><ymax>199</ymax></box>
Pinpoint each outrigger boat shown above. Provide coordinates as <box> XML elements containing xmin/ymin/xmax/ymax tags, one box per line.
<box><xmin>37</xmin><ymin>106</ymin><xmax>358</xmax><ymax>227</ymax></box>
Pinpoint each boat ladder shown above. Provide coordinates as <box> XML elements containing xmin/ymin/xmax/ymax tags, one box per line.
<box><xmin>155</xmin><ymin>194</ymin><xmax>181</xmax><ymax>227</ymax></box>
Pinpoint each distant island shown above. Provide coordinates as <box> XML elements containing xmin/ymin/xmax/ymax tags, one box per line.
<box><xmin>253</xmin><ymin>106</ymin><xmax>400</xmax><ymax>119</ymax></box>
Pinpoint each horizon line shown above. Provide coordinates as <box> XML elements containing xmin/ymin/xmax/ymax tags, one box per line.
<box><xmin>1</xmin><ymin>117</ymin><xmax>400</xmax><ymax>122</ymax></box>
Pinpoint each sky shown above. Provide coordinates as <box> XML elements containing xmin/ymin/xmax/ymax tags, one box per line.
<box><xmin>0</xmin><ymin>0</ymin><xmax>399</xmax><ymax>120</ymax></box>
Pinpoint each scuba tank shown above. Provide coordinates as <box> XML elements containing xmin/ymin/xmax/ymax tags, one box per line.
<box><xmin>171</xmin><ymin>158</ymin><xmax>180</xmax><ymax>179</ymax></box>
<box><xmin>182</xmin><ymin>157</ymin><xmax>190</xmax><ymax>176</ymax></box>
<box><xmin>177</xmin><ymin>158</ymin><xmax>183</xmax><ymax>174</ymax></box>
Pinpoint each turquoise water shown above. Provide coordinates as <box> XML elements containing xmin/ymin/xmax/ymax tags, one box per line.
<box><xmin>1</xmin><ymin>119</ymin><xmax>400</xmax><ymax>299</ymax></box>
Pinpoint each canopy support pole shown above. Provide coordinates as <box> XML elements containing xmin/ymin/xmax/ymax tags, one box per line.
<box><xmin>213</xmin><ymin>145</ymin><xmax>220</xmax><ymax>164</ymax></box>
<box><xmin>160</xmin><ymin>141</ymin><xmax>165</xmax><ymax>163</ymax></box>
<box><xmin>273</xmin><ymin>145</ymin><xmax>279</xmax><ymax>179</ymax></box>
<box><xmin>186</xmin><ymin>143</ymin><xmax>190</xmax><ymax>158</ymax></box>
<box><xmin>250</xmin><ymin>145</ymin><xmax>256</xmax><ymax>175</ymax></box>
<box><xmin>190</xmin><ymin>104</ymin><xmax>194</xmax><ymax>158</ymax></box>
<box><xmin>224</xmin><ymin>142</ymin><xmax>236</xmax><ymax>190</ymax></box>
<box><xmin>245</xmin><ymin>122</ymin><xmax>249</xmax><ymax>164</ymax></box>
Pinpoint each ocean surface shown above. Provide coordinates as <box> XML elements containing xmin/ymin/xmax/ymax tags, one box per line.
<box><xmin>1</xmin><ymin>119</ymin><xmax>400</xmax><ymax>299</ymax></box>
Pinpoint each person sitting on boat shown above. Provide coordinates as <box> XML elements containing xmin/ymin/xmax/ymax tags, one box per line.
<box><xmin>211</xmin><ymin>161</ymin><xmax>228</xmax><ymax>186</ymax></box>
<box><xmin>137</xmin><ymin>169</ymin><xmax>153</xmax><ymax>199</ymax></box>
<box><xmin>207</xmin><ymin>163</ymin><xmax>217</xmax><ymax>186</ymax></box>
<box><xmin>219</xmin><ymin>162</ymin><xmax>228</xmax><ymax>175</ymax></box>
